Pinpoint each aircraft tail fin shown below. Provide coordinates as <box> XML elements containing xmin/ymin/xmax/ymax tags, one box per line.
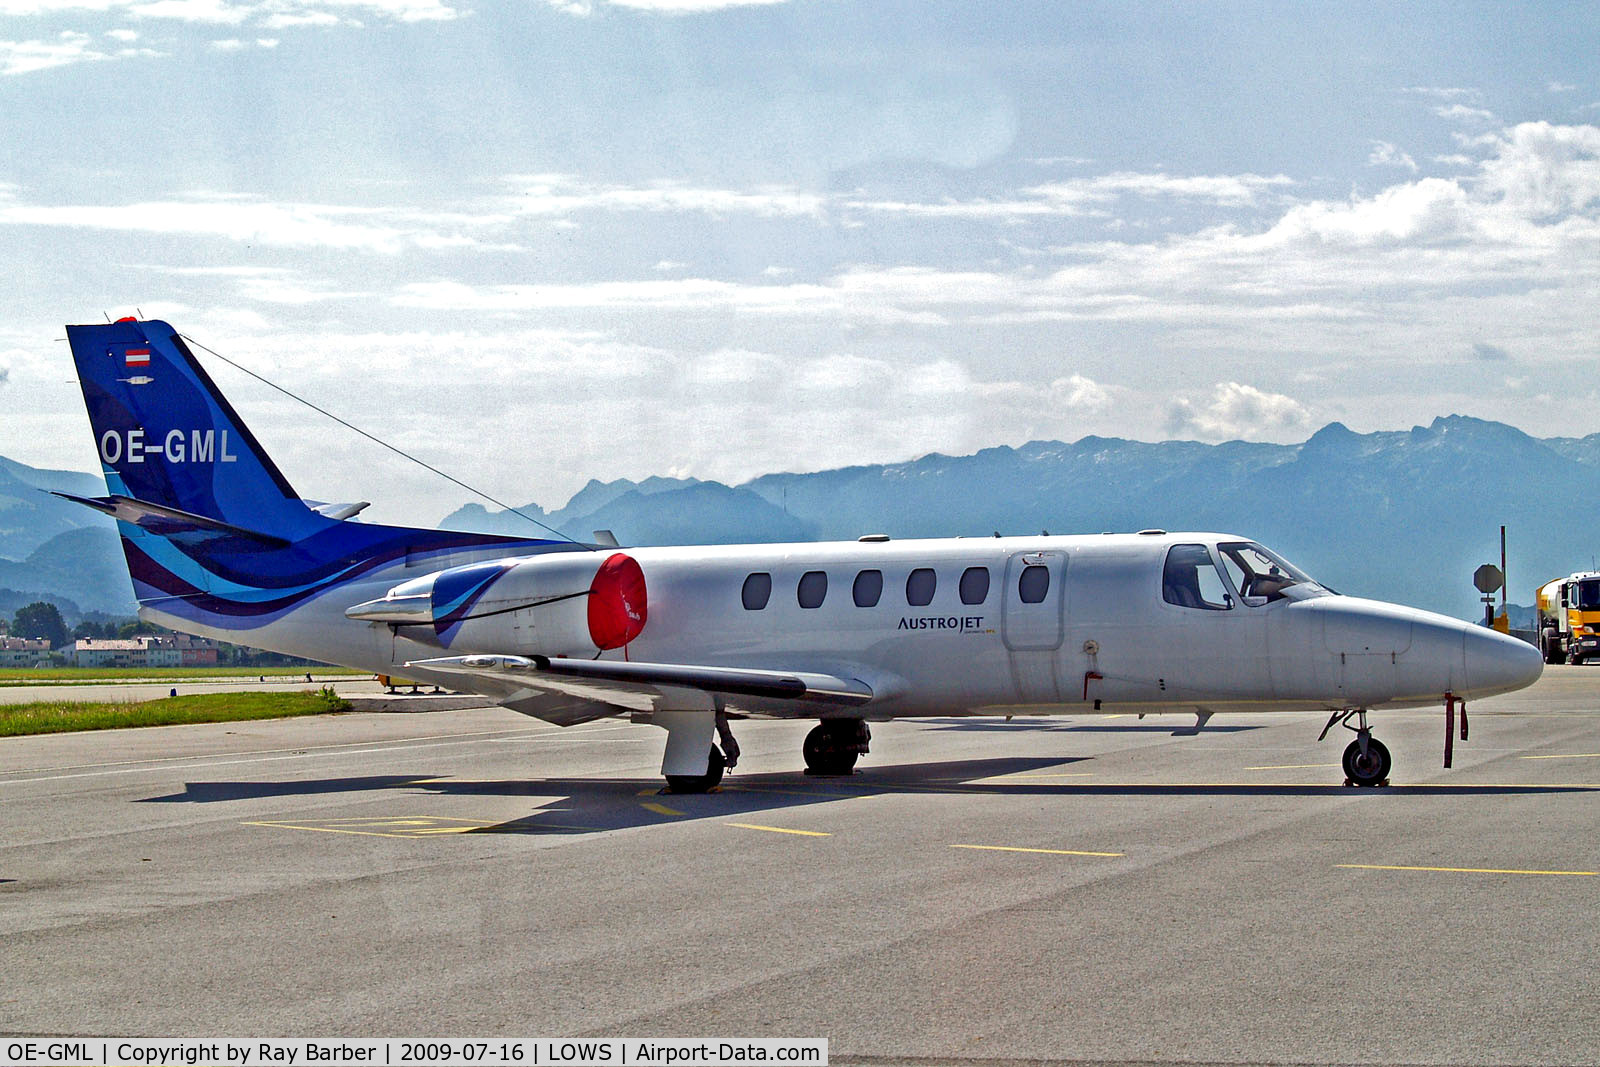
<box><xmin>66</xmin><ymin>319</ymin><xmax>323</xmax><ymax>540</ymax></box>
<box><xmin>64</xmin><ymin>317</ymin><xmax>569</xmax><ymax>635</ymax></box>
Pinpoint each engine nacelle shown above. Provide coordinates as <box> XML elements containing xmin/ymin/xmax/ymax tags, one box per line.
<box><xmin>346</xmin><ymin>551</ymin><xmax>647</xmax><ymax>655</ymax></box>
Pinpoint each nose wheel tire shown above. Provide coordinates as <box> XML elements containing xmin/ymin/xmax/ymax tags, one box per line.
<box><xmin>665</xmin><ymin>745</ymin><xmax>726</xmax><ymax>794</ymax></box>
<box><xmin>1342</xmin><ymin>736</ymin><xmax>1391</xmax><ymax>787</ymax></box>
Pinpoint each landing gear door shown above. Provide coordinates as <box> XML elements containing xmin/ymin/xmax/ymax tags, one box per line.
<box><xmin>1003</xmin><ymin>551</ymin><xmax>1067</xmax><ymax>704</ymax></box>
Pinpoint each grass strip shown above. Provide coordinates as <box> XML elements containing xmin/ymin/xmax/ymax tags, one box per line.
<box><xmin>0</xmin><ymin>666</ymin><xmax>368</xmax><ymax>686</ymax></box>
<box><xmin>0</xmin><ymin>689</ymin><xmax>352</xmax><ymax>737</ymax></box>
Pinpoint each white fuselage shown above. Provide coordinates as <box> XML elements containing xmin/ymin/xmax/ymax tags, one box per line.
<box><xmin>146</xmin><ymin>531</ymin><xmax>1543</xmax><ymax>722</ymax></box>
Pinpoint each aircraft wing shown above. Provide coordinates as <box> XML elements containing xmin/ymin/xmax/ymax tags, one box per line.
<box><xmin>408</xmin><ymin>653</ymin><xmax>876</xmax><ymax>724</ymax></box>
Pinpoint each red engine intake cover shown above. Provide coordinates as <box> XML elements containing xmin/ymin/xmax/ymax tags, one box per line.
<box><xmin>587</xmin><ymin>552</ymin><xmax>648</xmax><ymax>650</ymax></box>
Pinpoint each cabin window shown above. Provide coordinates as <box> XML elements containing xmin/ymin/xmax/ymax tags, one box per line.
<box><xmin>797</xmin><ymin>570</ymin><xmax>828</xmax><ymax>609</ymax></box>
<box><xmin>959</xmin><ymin>566</ymin><xmax>990</xmax><ymax>605</ymax></box>
<box><xmin>1162</xmin><ymin>544</ymin><xmax>1231</xmax><ymax>610</ymax></box>
<box><xmin>906</xmin><ymin>567</ymin><xmax>937</xmax><ymax>606</ymax></box>
<box><xmin>853</xmin><ymin>569</ymin><xmax>883</xmax><ymax>607</ymax></box>
<box><xmin>1018</xmin><ymin>564</ymin><xmax>1049</xmax><ymax>604</ymax></box>
<box><xmin>741</xmin><ymin>572</ymin><xmax>772</xmax><ymax>610</ymax></box>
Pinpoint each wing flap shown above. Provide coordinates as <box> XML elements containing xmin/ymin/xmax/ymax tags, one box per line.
<box><xmin>409</xmin><ymin>653</ymin><xmax>875</xmax><ymax>706</ymax></box>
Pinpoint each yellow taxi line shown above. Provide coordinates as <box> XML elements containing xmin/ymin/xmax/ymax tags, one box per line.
<box><xmin>727</xmin><ymin>822</ymin><xmax>832</xmax><ymax>837</ymax></box>
<box><xmin>1338</xmin><ymin>863</ymin><xmax>1596</xmax><ymax>877</ymax></box>
<box><xmin>952</xmin><ymin>843</ymin><xmax>1123</xmax><ymax>858</ymax></box>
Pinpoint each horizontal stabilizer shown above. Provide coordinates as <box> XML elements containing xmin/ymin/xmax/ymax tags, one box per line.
<box><xmin>410</xmin><ymin>653</ymin><xmax>876</xmax><ymax>706</ymax></box>
<box><xmin>51</xmin><ymin>491</ymin><xmax>291</xmax><ymax>548</ymax></box>
<box><xmin>307</xmin><ymin>500</ymin><xmax>371</xmax><ymax>520</ymax></box>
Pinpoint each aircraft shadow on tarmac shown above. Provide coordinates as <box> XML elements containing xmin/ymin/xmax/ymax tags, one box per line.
<box><xmin>134</xmin><ymin>754</ymin><xmax>1600</xmax><ymax>836</ymax></box>
<box><xmin>917</xmin><ymin>717</ymin><xmax>1260</xmax><ymax>736</ymax></box>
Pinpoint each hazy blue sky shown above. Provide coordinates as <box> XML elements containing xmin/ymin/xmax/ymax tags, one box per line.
<box><xmin>2</xmin><ymin>0</ymin><xmax>1598</xmax><ymax>522</ymax></box>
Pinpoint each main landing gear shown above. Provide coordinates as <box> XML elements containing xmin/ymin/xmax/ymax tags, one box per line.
<box><xmin>803</xmin><ymin>719</ymin><xmax>871</xmax><ymax>776</ymax></box>
<box><xmin>665</xmin><ymin>745</ymin><xmax>726</xmax><ymax>794</ymax></box>
<box><xmin>1319</xmin><ymin>708</ymin><xmax>1391</xmax><ymax>787</ymax></box>
<box><xmin>657</xmin><ymin>709</ymin><xmax>740</xmax><ymax>794</ymax></box>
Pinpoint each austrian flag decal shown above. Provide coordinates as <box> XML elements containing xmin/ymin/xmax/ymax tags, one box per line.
<box><xmin>124</xmin><ymin>347</ymin><xmax>151</xmax><ymax>367</ymax></box>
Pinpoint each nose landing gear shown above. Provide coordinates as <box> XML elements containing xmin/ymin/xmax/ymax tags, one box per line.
<box><xmin>1319</xmin><ymin>708</ymin><xmax>1391</xmax><ymax>787</ymax></box>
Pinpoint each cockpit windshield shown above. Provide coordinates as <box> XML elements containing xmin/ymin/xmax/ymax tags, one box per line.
<box><xmin>1216</xmin><ymin>541</ymin><xmax>1323</xmax><ymax>603</ymax></box>
<box><xmin>1576</xmin><ymin>579</ymin><xmax>1600</xmax><ymax>611</ymax></box>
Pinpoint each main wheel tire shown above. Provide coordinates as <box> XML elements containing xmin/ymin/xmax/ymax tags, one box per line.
<box><xmin>1342</xmin><ymin>736</ymin><xmax>1391</xmax><ymax>787</ymax></box>
<box><xmin>665</xmin><ymin>745</ymin><xmax>726</xmax><ymax>794</ymax></box>
<box><xmin>803</xmin><ymin>723</ymin><xmax>860</xmax><ymax>776</ymax></box>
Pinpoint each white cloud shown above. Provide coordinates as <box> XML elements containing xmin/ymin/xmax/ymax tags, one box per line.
<box><xmin>129</xmin><ymin>0</ymin><xmax>252</xmax><ymax>22</ymax></box>
<box><xmin>1367</xmin><ymin>140</ymin><xmax>1418</xmax><ymax>172</ymax></box>
<box><xmin>210</xmin><ymin>36</ymin><xmax>245</xmax><ymax>48</ymax></box>
<box><xmin>0</xmin><ymin>0</ymin><xmax>121</xmax><ymax>11</ymax></box>
<box><xmin>1472</xmin><ymin>121</ymin><xmax>1600</xmax><ymax>217</ymax></box>
<box><xmin>260</xmin><ymin>10</ymin><xmax>341</xmax><ymax>25</ymax></box>
<box><xmin>0</xmin><ymin>188</ymin><xmax>501</xmax><ymax>252</ymax></box>
<box><xmin>1166</xmin><ymin>383</ymin><xmax>1312</xmax><ymax>441</ymax></box>
<box><xmin>0</xmin><ymin>0</ymin><xmax>456</xmax><ymax>24</ymax></box>
<box><xmin>1050</xmin><ymin>373</ymin><xmax>1112</xmax><ymax>412</ymax></box>
<box><xmin>383</xmin><ymin>122</ymin><xmax>1600</xmax><ymax>339</ymax></box>
<box><xmin>540</xmin><ymin>0</ymin><xmax>787</xmax><ymax>13</ymax></box>
<box><xmin>322</xmin><ymin>0</ymin><xmax>457</xmax><ymax>21</ymax></box>
<box><xmin>0</xmin><ymin>31</ymin><xmax>109</xmax><ymax>75</ymax></box>
<box><xmin>849</xmin><ymin>171</ymin><xmax>1292</xmax><ymax>219</ymax></box>
<box><xmin>1258</xmin><ymin>177</ymin><xmax>1471</xmax><ymax>247</ymax></box>
<box><xmin>105</xmin><ymin>27</ymin><xmax>140</xmax><ymax>39</ymax></box>
<box><xmin>499</xmin><ymin>174</ymin><xmax>827</xmax><ymax>219</ymax></box>
<box><xmin>391</xmin><ymin>275</ymin><xmax>947</xmax><ymax>325</ymax></box>
<box><xmin>1549</xmin><ymin>81</ymin><xmax>1578</xmax><ymax>94</ymax></box>
<box><xmin>609</xmin><ymin>0</ymin><xmax>787</xmax><ymax>9</ymax></box>
<box><xmin>1406</xmin><ymin>86</ymin><xmax>1482</xmax><ymax>102</ymax></box>
<box><xmin>1434</xmin><ymin>103</ymin><xmax>1497</xmax><ymax>124</ymax></box>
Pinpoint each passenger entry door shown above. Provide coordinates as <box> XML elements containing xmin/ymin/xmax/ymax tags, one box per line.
<box><xmin>1002</xmin><ymin>550</ymin><xmax>1067</xmax><ymax>704</ymax></box>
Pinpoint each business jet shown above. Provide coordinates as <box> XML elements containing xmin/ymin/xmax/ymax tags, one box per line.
<box><xmin>61</xmin><ymin>318</ymin><xmax>1543</xmax><ymax>792</ymax></box>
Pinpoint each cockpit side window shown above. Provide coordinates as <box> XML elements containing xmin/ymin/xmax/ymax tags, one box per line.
<box><xmin>1162</xmin><ymin>544</ymin><xmax>1232</xmax><ymax>610</ymax></box>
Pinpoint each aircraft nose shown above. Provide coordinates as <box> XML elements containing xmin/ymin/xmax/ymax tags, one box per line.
<box><xmin>1461</xmin><ymin>625</ymin><xmax>1543</xmax><ymax>698</ymax></box>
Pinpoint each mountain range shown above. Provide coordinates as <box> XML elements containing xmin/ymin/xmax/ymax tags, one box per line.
<box><xmin>4</xmin><ymin>415</ymin><xmax>1595</xmax><ymax>624</ymax></box>
<box><xmin>439</xmin><ymin>415</ymin><xmax>1600</xmax><ymax>620</ymax></box>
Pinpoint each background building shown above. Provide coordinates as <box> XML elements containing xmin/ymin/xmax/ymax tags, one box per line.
<box><xmin>0</xmin><ymin>636</ymin><xmax>52</xmax><ymax>668</ymax></box>
<box><xmin>71</xmin><ymin>635</ymin><xmax>219</xmax><ymax>669</ymax></box>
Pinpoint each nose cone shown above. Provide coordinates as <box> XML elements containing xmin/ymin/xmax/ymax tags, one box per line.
<box><xmin>1462</xmin><ymin>624</ymin><xmax>1544</xmax><ymax>699</ymax></box>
